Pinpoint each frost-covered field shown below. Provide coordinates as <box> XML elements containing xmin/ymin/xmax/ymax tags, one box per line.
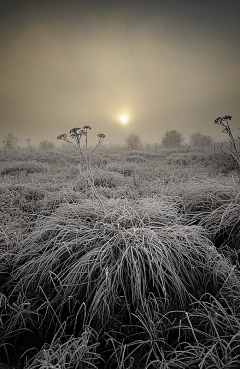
<box><xmin>0</xmin><ymin>147</ymin><xmax>240</xmax><ymax>368</ymax></box>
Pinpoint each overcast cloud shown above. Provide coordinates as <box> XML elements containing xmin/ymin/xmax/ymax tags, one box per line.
<box><xmin>0</xmin><ymin>0</ymin><xmax>240</xmax><ymax>146</ymax></box>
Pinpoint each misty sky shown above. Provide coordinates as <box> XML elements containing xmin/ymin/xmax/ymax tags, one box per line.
<box><xmin>0</xmin><ymin>0</ymin><xmax>240</xmax><ymax>147</ymax></box>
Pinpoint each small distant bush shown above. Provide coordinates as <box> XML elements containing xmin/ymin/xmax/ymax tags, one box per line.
<box><xmin>39</xmin><ymin>140</ymin><xmax>55</xmax><ymax>150</ymax></box>
<box><xmin>125</xmin><ymin>133</ymin><xmax>141</xmax><ymax>149</ymax></box>
<box><xmin>161</xmin><ymin>130</ymin><xmax>184</xmax><ymax>148</ymax></box>
<box><xmin>4</xmin><ymin>133</ymin><xmax>18</xmax><ymax>148</ymax></box>
<box><xmin>190</xmin><ymin>132</ymin><xmax>213</xmax><ymax>149</ymax></box>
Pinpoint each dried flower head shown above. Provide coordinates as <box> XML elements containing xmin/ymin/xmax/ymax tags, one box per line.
<box><xmin>69</xmin><ymin>128</ymin><xmax>81</xmax><ymax>134</ymax></box>
<box><xmin>79</xmin><ymin>129</ymin><xmax>86</xmax><ymax>136</ymax></box>
<box><xmin>57</xmin><ymin>134</ymin><xmax>67</xmax><ymax>140</ymax></box>
<box><xmin>97</xmin><ymin>133</ymin><xmax>106</xmax><ymax>139</ymax></box>
<box><xmin>223</xmin><ymin>115</ymin><xmax>232</xmax><ymax>121</ymax></box>
<box><xmin>214</xmin><ymin>117</ymin><xmax>223</xmax><ymax>124</ymax></box>
<box><xmin>69</xmin><ymin>127</ymin><xmax>81</xmax><ymax>137</ymax></box>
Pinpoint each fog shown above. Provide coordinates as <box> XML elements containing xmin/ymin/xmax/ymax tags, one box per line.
<box><xmin>0</xmin><ymin>0</ymin><xmax>240</xmax><ymax>147</ymax></box>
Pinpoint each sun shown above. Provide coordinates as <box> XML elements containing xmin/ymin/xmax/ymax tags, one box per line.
<box><xmin>119</xmin><ymin>114</ymin><xmax>129</xmax><ymax>124</ymax></box>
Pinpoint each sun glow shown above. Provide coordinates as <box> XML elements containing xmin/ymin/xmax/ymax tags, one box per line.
<box><xmin>119</xmin><ymin>114</ymin><xmax>129</xmax><ymax>124</ymax></box>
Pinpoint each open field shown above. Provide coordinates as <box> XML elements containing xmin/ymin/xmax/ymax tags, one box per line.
<box><xmin>0</xmin><ymin>146</ymin><xmax>240</xmax><ymax>368</ymax></box>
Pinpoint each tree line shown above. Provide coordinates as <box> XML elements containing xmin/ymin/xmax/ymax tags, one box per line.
<box><xmin>2</xmin><ymin>130</ymin><xmax>214</xmax><ymax>151</ymax></box>
<box><xmin>125</xmin><ymin>131</ymin><xmax>214</xmax><ymax>150</ymax></box>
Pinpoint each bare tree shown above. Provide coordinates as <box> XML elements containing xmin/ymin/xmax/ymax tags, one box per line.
<box><xmin>161</xmin><ymin>130</ymin><xmax>184</xmax><ymax>148</ymax></box>
<box><xmin>39</xmin><ymin>140</ymin><xmax>54</xmax><ymax>150</ymax></box>
<box><xmin>125</xmin><ymin>133</ymin><xmax>141</xmax><ymax>149</ymax></box>
<box><xmin>25</xmin><ymin>138</ymin><xmax>32</xmax><ymax>153</ymax></box>
<box><xmin>5</xmin><ymin>133</ymin><xmax>18</xmax><ymax>147</ymax></box>
<box><xmin>190</xmin><ymin>132</ymin><xmax>213</xmax><ymax>149</ymax></box>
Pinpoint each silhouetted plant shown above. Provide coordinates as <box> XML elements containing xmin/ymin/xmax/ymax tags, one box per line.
<box><xmin>25</xmin><ymin>138</ymin><xmax>32</xmax><ymax>153</ymax></box>
<box><xmin>6</xmin><ymin>141</ymin><xmax>13</xmax><ymax>150</ymax></box>
<box><xmin>214</xmin><ymin>116</ymin><xmax>240</xmax><ymax>175</ymax></box>
<box><xmin>83</xmin><ymin>125</ymin><xmax>91</xmax><ymax>150</ymax></box>
<box><xmin>2</xmin><ymin>141</ymin><xmax>6</xmax><ymax>153</ymax></box>
<box><xmin>57</xmin><ymin>127</ymin><xmax>106</xmax><ymax>211</ymax></box>
<box><xmin>4</xmin><ymin>133</ymin><xmax>18</xmax><ymax>147</ymax></box>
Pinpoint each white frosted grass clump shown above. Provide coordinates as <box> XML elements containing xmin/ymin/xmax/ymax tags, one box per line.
<box><xmin>200</xmin><ymin>199</ymin><xmax>240</xmax><ymax>248</ymax></box>
<box><xmin>125</xmin><ymin>154</ymin><xmax>147</xmax><ymax>163</ymax></box>
<box><xmin>106</xmin><ymin>162</ymin><xmax>140</xmax><ymax>177</ymax></box>
<box><xmin>0</xmin><ymin>161</ymin><xmax>49</xmax><ymax>175</ymax></box>
<box><xmin>6</xmin><ymin>198</ymin><xmax>239</xmax><ymax>335</ymax></box>
<box><xmin>76</xmin><ymin>168</ymin><xmax>124</xmax><ymax>190</ymax></box>
<box><xmin>168</xmin><ymin>178</ymin><xmax>239</xmax><ymax>213</ymax></box>
<box><xmin>133</xmin><ymin>195</ymin><xmax>182</xmax><ymax>226</ymax></box>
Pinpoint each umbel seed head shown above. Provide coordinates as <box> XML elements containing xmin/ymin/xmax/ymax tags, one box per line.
<box><xmin>97</xmin><ymin>133</ymin><xmax>106</xmax><ymax>139</ymax></box>
<box><xmin>57</xmin><ymin>134</ymin><xmax>67</xmax><ymax>140</ymax></box>
<box><xmin>214</xmin><ymin>117</ymin><xmax>223</xmax><ymax>124</ymax></box>
<box><xmin>223</xmin><ymin>115</ymin><xmax>232</xmax><ymax>121</ymax></box>
<box><xmin>69</xmin><ymin>128</ymin><xmax>81</xmax><ymax>134</ymax></box>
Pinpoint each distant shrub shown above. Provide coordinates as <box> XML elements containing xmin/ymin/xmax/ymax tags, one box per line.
<box><xmin>125</xmin><ymin>133</ymin><xmax>141</xmax><ymax>149</ymax></box>
<box><xmin>4</xmin><ymin>133</ymin><xmax>18</xmax><ymax>148</ymax></box>
<box><xmin>39</xmin><ymin>140</ymin><xmax>55</xmax><ymax>150</ymax></box>
<box><xmin>190</xmin><ymin>132</ymin><xmax>213</xmax><ymax>148</ymax></box>
<box><xmin>161</xmin><ymin>130</ymin><xmax>184</xmax><ymax>148</ymax></box>
<box><xmin>0</xmin><ymin>161</ymin><xmax>49</xmax><ymax>175</ymax></box>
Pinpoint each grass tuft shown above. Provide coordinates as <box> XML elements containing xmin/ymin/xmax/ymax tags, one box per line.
<box><xmin>1</xmin><ymin>161</ymin><xmax>49</xmax><ymax>176</ymax></box>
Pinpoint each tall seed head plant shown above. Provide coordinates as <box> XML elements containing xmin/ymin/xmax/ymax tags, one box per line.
<box><xmin>214</xmin><ymin>115</ymin><xmax>240</xmax><ymax>179</ymax></box>
<box><xmin>57</xmin><ymin>127</ymin><xmax>106</xmax><ymax>211</ymax></box>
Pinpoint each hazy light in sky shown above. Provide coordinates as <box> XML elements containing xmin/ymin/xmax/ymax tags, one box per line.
<box><xmin>0</xmin><ymin>0</ymin><xmax>240</xmax><ymax>146</ymax></box>
<box><xmin>119</xmin><ymin>115</ymin><xmax>129</xmax><ymax>124</ymax></box>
